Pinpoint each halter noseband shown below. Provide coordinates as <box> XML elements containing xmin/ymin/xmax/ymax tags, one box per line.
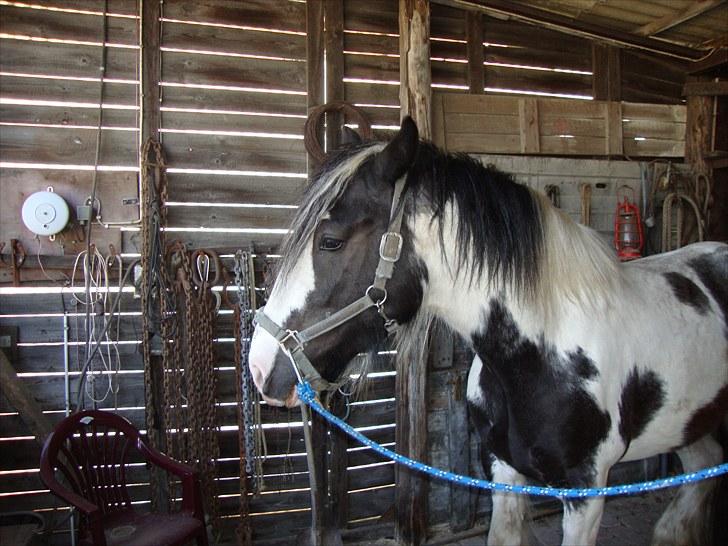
<box><xmin>254</xmin><ymin>176</ymin><xmax>408</xmax><ymax>393</ymax></box>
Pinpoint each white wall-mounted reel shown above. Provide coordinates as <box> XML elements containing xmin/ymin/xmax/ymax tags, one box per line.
<box><xmin>21</xmin><ymin>187</ymin><xmax>70</xmax><ymax>239</ymax></box>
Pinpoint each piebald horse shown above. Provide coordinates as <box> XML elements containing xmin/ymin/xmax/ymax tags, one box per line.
<box><xmin>249</xmin><ymin>118</ymin><xmax>728</xmax><ymax>545</ymax></box>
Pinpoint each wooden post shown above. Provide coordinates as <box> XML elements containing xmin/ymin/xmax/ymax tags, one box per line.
<box><xmin>592</xmin><ymin>44</ymin><xmax>621</xmax><ymax>102</ymax></box>
<box><xmin>398</xmin><ymin>5</ymin><xmax>431</xmax><ymax>544</ymax></box>
<box><xmin>0</xmin><ymin>350</ymin><xmax>54</xmax><ymax>445</ymax></box>
<box><xmin>685</xmin><ymin>75</ymin><xmax>714</xmax><ymax>175</ymax></box>
<box><xmin>466</xmin><ymin>12</ymin><xmax>485</xmax><ymax>94</ymax></box>
<box><xmin>400</xmin><ymin>0</ymin><xmax>432</xmax><ymax>139</ymax></box>
<box><xmin>325</xmin><ymin>0</ymin><xmax>345</xmax><ymax>150</ymax></box>
<box><xmin>140</xmin><ymin>0</ymin><xmax>168</xmax><ymax>514</ymax></box>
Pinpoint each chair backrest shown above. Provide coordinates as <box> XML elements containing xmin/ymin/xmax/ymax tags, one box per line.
<box><xmin>40</xmin><ymin>410</ymin><xmax>144</xmax><ymax>516</ymax></box>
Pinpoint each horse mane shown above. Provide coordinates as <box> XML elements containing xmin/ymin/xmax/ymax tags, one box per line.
<box><xmin>404</xmin><ymin>142</ymin><xmax>620</xmax><ymax>310</ymax></box>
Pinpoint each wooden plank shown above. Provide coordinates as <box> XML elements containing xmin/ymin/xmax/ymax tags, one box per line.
<box><xmin>2</xmin><ymin>1</ymin><xmax>138</xmax><ymax>17</ymax></box>
<box><xmin>0</xmin><ymin>291</ymin><xmax>139</xmax><ymax>316</ymax></box>
<box><xmin>519</xmin><ymin>98</ymin><xmax>540</xmax><ymax>153</ymax></box>
<box><xmin>621</xmin><ymin>103</ymin><xmax>686</xmax><ymax>122</ymax></box>
<box><xmin>539</xmin><ymin>117</ymin><xmax>605</xmax><ymax>138</ymax></box>
<box><xmin>432</xmin><ymin>93</ymin><xmax>446</xmax><ymax>148</ymax></box>
<box><xmin>160</xmin><ymin>133</ymin><xmax>306</xmax><ymax>173</ymax></box>
<box><xmin>0</xmin><ymin>104</ymin><xmax>136</xmax><ymax>128</ymax></box>
<box><xmin>606</xmin><ymin>102</ymin><xmax>623</xmax><ymax>156</ymax></box>
<box><xmin>161</xmin><ymin>51</ymin><xmax>306</xmax><ymax>93</ymax></box>
<box><xmin>161</xmin><ymin>110</ymin><xmax>305</xmax><ymax>135</ymax></box>
<box><xmin>165</xmin><ymin>173</ymin><xmax>305</xmax><ymax>207</ymax></box>
<box><xmin>0</xmin><ymin>39</ymin><xmax>138</xmax><ymax>81</ymax></box>
<box><xmin>624</xmin><ymin>137</ymin><xmax>685</xmax><ymax>158</ymax></box>
<box><xmin>0</xmin><ymin>125</ymin><xmax>137</xmax><ymax>166</ymax></box>
<box><xmin>622</xmin><ymin>120</ymin><xmax>686</xmax><ymax>140</ymax></box>
<box><xmin>482</xmin><ymin>16</ymin><xmax>592</xmax><ymax>58</ymax></box>
<box><xmin>162</xmin><ymin>0</ymin><xmax>307</xmax><ymax>34</ymax></box>
<box><xmin>0</xmin><ymin>315</ymin><xmax>142</xmax><ymax>345</ymax></box>
<box><xmin>161</xmin><ymin>21</ymin><xmax>306</xmax><ymax>61</ymax></box>
<box><xmin>592</xmin><ymin>43</ymin><xmax>621</xmax><ymax>101</ymax></box>
<box><xmin>484</xmin><ymin>45</ymin><xmax>592</xmax><ymax>74</ymax></box>
<box><xmin>345</xmin><ymin>0</ymin><xmax>400</xmax><ymax>35</ymax></box>
<box><xmin>442</xmin><ymin>93</ymin><xmax>518</xmax><ymax>115</ymax></box>
<box><xmin>682</xmin><ymin>81</ymin><xmax>728</xmax><ymax>96</ymax></box>
<box><xmin>0</xmin><ymin>350</ymin><xmax>54</xmax><ymax>445</ymax></box>
<box><xmin>538</xmin><ymin>99</ymin><xmax>606</xmax><ymax>118</ymax></box>
<box><xmin>165</xmin><ymin>204</ymin><xmax>295</xmax><ymax>231</ymax></box>
<box><xmin>540</xmin><ymin>135</ymin><xmax>607</xmax><ymax>155</ymax></box>
<box><xmin>445</xmin><ymin>133</ymin><xmax>521</xmax><ymax>154</ymax></box>
<box><xmin>0</xmin><ymin>75</ymin><xmax>137</xmax><ymax>105</ymax></box>
<box><xmin>0</xmin><ymin>4</ymin><xmax>138</xmax><ymax>46</ymax></box>
<box><xmin>441</xmin><ymin>112</ymin><xmax>519</xmax><ymax>135</ymax></box>
<box><xmin>160</xmin><ymin>85</ymin><xmax>306</xmax><ymax>118</ymax></box>
<box><xmin>466</xmin><ymin>12</ymin><xmax>484</xmax><ymax>94</ymax></box>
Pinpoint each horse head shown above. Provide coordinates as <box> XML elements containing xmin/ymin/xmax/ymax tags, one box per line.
<box><xmin>249</xmin><ymin>117</ymin><xmax>425</xmax><ymax>407</ymax></box>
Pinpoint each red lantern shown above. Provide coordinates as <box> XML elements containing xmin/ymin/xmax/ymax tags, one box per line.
<box><xmin>614</xmin><ymin>187</ymin><xmax>643</xmax><ymax>261</ymax></box>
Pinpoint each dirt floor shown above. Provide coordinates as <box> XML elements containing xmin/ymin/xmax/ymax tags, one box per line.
<box><xmin>450</xmin><ymin>490</ymin><xmax>674</xmax><ymax>546</ymax></box>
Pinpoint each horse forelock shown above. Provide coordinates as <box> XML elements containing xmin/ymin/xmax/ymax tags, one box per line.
<box><xmin>275</xmin><ymin>142</ymin><xmax>385</xmax><ymax>282</ymax></box>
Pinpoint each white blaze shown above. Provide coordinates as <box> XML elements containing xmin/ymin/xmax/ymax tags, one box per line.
<box><xmin>248</xmin><ymin>237</ymin><xmax>316</xmax><ymax>400</ymax></box>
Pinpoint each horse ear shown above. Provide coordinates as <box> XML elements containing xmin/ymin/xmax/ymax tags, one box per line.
<box><xmin>374</xmin><ymin>116</ymin><xmax>419</xmax><ymax>183</ymax></box>
<box><xmin>340</xmin><ymin>126</ymin><xmax>362</xmax><ymax>146</ymax></box>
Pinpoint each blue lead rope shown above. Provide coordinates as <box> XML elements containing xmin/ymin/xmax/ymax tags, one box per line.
<box><xmin>297</xmin><ymin>381</ymin><xmax>728</xmax><ymax>499</ymax></box>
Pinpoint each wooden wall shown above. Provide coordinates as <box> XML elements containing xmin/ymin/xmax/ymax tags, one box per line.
<box><xmin>0</xmin><ymin>1</ymin><xmax>692</xmax><ymax>544</ymax></box>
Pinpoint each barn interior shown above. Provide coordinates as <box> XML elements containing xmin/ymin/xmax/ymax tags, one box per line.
<box><xmin>1</xmin><ymin>1</ymin><xmax>727</xmax><ymax>545</ymax></box>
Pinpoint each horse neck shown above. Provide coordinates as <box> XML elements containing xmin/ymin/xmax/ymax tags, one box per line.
<box><xmin>410</xmin><ymin>194</ymin><xmax>619</xmax><ymax>341</ymax></box>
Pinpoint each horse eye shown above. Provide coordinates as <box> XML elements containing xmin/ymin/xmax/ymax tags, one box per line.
<box><xmin>319</xmin><ymin>236</ymin><xmax>344</xmax><ymax>251</ymax></box>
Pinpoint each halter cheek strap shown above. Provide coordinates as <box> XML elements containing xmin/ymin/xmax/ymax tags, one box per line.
<box><xmin>254</xmin><ymin>176</ymin><xmax>408</xmax><ymax>393</ymax></box>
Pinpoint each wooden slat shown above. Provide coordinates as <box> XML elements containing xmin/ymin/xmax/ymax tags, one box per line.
<box><xmin>484</xmin><ymin>66</ymin><xmax>592</xmax><ymax>97</ymax></box>
<box><xmin>161</xmin><ymin>132</ymin><xmax>306</xmax><ymax>173</ymax></box>
<box><xmin>161</xmin><ymin>0</ymin><xmax>306</xmax><ymax>34</ymax></box>
<box><xmin>485</xmin><ymin>46</ymin><xmax>592</xmax><ymax>74</ymax></box>
<box><xmin>0</xmin><ymin>4</ymin><xmax>138</xmax><ymax>46</ymax></box>
<box><xmin>0</xmin><ymin>315</ymin><xmax>141</xmax><ymax>345</ymax></box>
<box><xmin>344</xmin><ymin>0</ymin><xmax>398</xmax><ymax>35</ymax></box>
<box><xmin>161</xmin><ymin>21</ymin><xmax>306</xmax><ymax>61</ymax></box>
<box><xmin>446</xmin><ymin>133</ymin><xmax>521</xmax><ymax>154</ymax></box>
<box><xmin>622</xmin><ymin>120</ymin><xmax>686</xmax><ymax>140</ymax></box>
<box><xmin>161</xmin><ymin>85</ymin><xmax>306</xmax><ymax>118</ymax></box>
<box><xmin>0</xmin><ymin>75</ymin><xmax>137</xmax><ymax>105</ymax></box>
<box><xmin>165</xmin><ymin>205</ymin><xmax>295</xmax><ymax>232</ymax></box>
<box><xmin>0</xmin><ymin>104</ymin><xmax>136</xmax><ymax>128</ymax></box>
<box><xmin>161</xmin><ymin>51</ymin><xmax>306</xmax><ymax>93</ymax></box>
<box><xmin>165</xmin><ymin>173</ymin><xmax>306</xmax><ymax>206</ymax></box>
<box><xmin>3</xmin><ymin>1</ymin><xmax>139</xmax><ymax>17</ymax></box>
<box><xmin>621</xmin><ymin>103</ymin><xmax>687</xmax><ymax>123</ymax></box>
<box><xmin>540</xmin><ymin>135</ymin><xmax>606</xmax><ymax>155</ymax></box>
<box><xmin>623</xmin><ymin>138</ymin><xmax>684</xmax><ymax>157</ymax></box>
<box><xmin>161</xmin><ymin>110</ymin><xmax>305</xmax><ymax>135</ymax></box>
<box><xmin>0</xmin><ymin>39</ymin><xmax>138</xmax><ymax>81</ymax></box>
<box><xmin>0</xmin><ymin>125</ymin><xmax>137</xmax><ymax>166</ymax></box>
<box><xmin>0</xmin><ymin>291</ymin><xmax>139</xmax><ymax>316</ymax></box>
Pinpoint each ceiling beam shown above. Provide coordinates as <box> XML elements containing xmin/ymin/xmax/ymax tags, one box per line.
<box><xmin>434</xmin><ymin>0</ymin><xmax>705</xmax><ymax>59</ymax></box>
<box><xmin>636</xmin><ymin>0</ymin><xmax>725</xmax><ymax>37</ymax></box>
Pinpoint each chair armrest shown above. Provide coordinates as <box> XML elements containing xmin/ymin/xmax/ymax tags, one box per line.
<box><xmin>40</xmin><ymin>472</ymin><xmax>100</xmax><ymax>516</ymax></box>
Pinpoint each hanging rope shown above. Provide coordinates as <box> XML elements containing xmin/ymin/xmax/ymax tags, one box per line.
<box><xmin>140</xmin><ymin>138</ymin><xmax>172</xmax><ymax>510</ymax></box>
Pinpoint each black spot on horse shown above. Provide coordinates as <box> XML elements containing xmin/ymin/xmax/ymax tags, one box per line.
<box><xmin>471</xmin><ymin>300</ymin><xmax>611</xmax><ymax>491</ymax></box>
<box><xmin>683</xmin><ymin>384</ymin><xmax>728</xmax><ymax>446</ymax></box>
<box><xmin>689</xmin><ymin>250</ymin><xmax>728</xmax><ymax>338</ymax></box>
<box><xmin>618</xmin><ymin>367</ymin><xmax>665</xmax><ymax>446</ymax></box>
<box><xmin>663</xmin><ymin>271</ymin><xmax>709</xmax><ymax>315</ymax></box>
<box><xmin>567</xmin><ymin>347</ymin><xmax>599</xmax><ymax>380</ymax></box>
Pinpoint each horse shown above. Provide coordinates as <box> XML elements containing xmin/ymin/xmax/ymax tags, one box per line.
<box><xmin>248</xmin><ymin>117</ymin><xmax>728</xmax><ymax>546</ymax></box>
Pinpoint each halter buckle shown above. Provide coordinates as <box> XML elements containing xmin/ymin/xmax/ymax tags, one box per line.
<box><xmin>279</xmin><ymin>329</ymin><xmax>305</xmax><ymax>352</ymax></box>
<box><xmin>379</xmin><ymin>232</ymin><xmax>403</xmax><ymax>262</ymax></box>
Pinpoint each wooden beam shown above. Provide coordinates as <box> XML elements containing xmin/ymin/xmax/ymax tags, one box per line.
<box><xmin>400</xmin><ymin>0</ymin><xmax>432</xmax><ymax>138</ymax></box>
<box><xmin>433</xmin><ymin>0</ymin><xmax>704</xmax><ymax>60</ymax></box>
<box><xmin>0</xmin><ymin>349</ymin><xmax>54</xmax><ymax>446</ymax></box>
<box><xmin>636</xmin><ymin>0</ymin><xmax>725</xmax><ymax>37</ymax></box>
<box><xmin>398</xmin><ymin>6</ymin><xmax>432</xmax><ymax>542</ymax></box>
<box><xmin>324</xmin><ymin>0</ymin><xmax>345</xmax><ymax>150</ymax></box>
<box><xmin>685</xmin><ymin>76</ymin><xmax>714</xmax><ymax>174</ymax></box>
<box><xmin>592</xmin><ymin>44</ymin><xmax>621</xmax><ymax>101</ymax></box>
<box><xmin>307</xmin><ymin>0</ymin><xmax>325</xmax><ymax>174</ymax></box>
<box><xmin>466</xmin><ymin>12</ymin><xmax>484</xmax><ymax>94</ymax></box>
<box><xmin>140</xmin><ymin>0</ymin><xmax>161</xmax><ymax>143</ymax></box>
<box><xmin>683</xmin><ymin>81</ymin><xmax>728</xmax><ymax>96</ymax></box>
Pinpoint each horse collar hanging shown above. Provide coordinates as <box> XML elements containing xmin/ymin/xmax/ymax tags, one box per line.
<box><xmin>254</xmin><ymin>175</ymin><xmax>408</xmax><ymax>393</ymax></box>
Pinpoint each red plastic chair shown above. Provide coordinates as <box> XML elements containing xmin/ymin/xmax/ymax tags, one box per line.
<box><xmin>40</xmin><ymin>410</ymin><xmax>208</xmax><ymax>546</ymax></box>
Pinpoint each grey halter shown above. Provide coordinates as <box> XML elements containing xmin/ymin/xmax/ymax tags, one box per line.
<box><xmin>254</xmin><ymin>176</ymin><xmax>408</xmax><ymax>393</ymax></box>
